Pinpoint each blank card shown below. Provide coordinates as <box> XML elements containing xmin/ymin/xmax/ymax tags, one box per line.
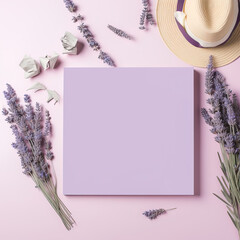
<box><xmin>63</xmin><ymin>68</ymin><xmax>194</xmax><ymax>195</ymax></box>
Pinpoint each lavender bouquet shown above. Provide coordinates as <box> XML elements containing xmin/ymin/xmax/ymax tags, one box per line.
<box><xmin>2</xmin><ymin>84</ymin><xmax>75</xmax><ymax>230</ymax></box>
<box><xmin>201</xmin><ymin>56</ymin><xmax>240</xmax><ymax>237</ymax></box>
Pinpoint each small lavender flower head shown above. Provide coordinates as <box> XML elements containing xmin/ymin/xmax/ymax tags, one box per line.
<box><xmin>146</xmin><ymin>12</ymin><xmax>155</xmax><ymax>25</ymax></box>
<box><xmin>143</xmin><ymin>209</ymin><xmax>166</xmax><ymax>220</ymax></box>
<box><xmin>139</xmin><ymin>11</ymin><xmax>146</xmax><ymax>30</ymax></box>
<box><xmin>86</xmin><ymin>37</ymin><xmax>100</xmax><ymax>51</ymax></box>
<box><xmin>6</xmin><ymin>83</ymin><xmax>16</xmax><ymax>98</ymax></box>
<box><xmin>72</xmin><ymin>16</ymin><xmax>77</xmax><ymax>23</ymax></box>
<box><xmin>107</xmin><ymin>25</ymin><xmax>132</xmax><ymax>40</ymax></box>
<box><xmin>72</xmin><ymin>14</ymin><xmax>84</xmax><ymax>22</ymax></box>
<box><xmin>2</xmin><ymin>108</ymin><xmax>8</xmax><ymax>116</ymax></box>
<box><xmin>142</xmin><ymin>0</ymin><xmax>149</xmax><ymax>7</ymax></box>
<box><xmin>224</xmin><ymin>134</ymin><xmax>235</xmax><ymax>154</ymax></box>
<box><xmin>205</xmin><ymin>55</ymin><xmax>214</xmax><ymax>95</ymax></box>
<box><xmin>98</xmin><ymin>51</ymin><xmax>115</xmax><ymax>67</ymax></box>
<box><xmin>139</xmin><ymin>0</ymin><xmax>155</xmax><ymax>30</ymax></box>
<box><xmin>24</xmin><ymin>94</ymin><xmax>31</xmax><ymax>103</ymax></box>
<box><xmin>63</xmin><ymin>0</ymin><xmax>76</xmax><ymax>12</ymax></box>
<box><xmin>4</xmin><ymin>84</ymin><xmax>16</xmax><ymax>100</ymax></box>
<box><xmin>44</xmin><ymin>110</ymin><xmax>51</xmax><ymax>136</ymax></box>
<box><xmin>201</xmin><ymin>108</ymin><xmax>213</xmax><ymax>126</ymax></box>
<box><xmin>224</xmin><ymin>98</ymin><xmax>236</xmax><ymax>126</ymax></box>
<box><xmin>45</xmin><ymin>141</ymin><xmax>54</xmax><ymax>160</ymax></box>
<box><xmin>78</xmin><ymin>23</ymin><xmax>93</xmax><ymax>38</ymax></box>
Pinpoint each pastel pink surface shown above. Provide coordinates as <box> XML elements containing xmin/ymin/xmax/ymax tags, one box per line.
<box><xmin>0</xmin><ymin>0</ymin><xmax>240</xmax><ymax>240</ymax></box>
<box><xmin>63</xmin><ymin>67</ymin><xmax>194</xmax><ymax>195</ymax></box>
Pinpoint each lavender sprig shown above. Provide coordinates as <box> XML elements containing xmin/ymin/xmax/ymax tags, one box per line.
<box><xmin>78</xmin><ymin>23</ymin><xmax>100</xmax><ymax>51</ymax></box>
<box><xmin>63</xmin><ymin>0</ymin><xmax>115</xmax><ymax>66</ymax></box>
<box><xmin>201</xmin><ymin>56</ymin><xmax>240</xmax><ymax>237</ymax></box>
<box><xmin>143</xmin><ymin>208</ymin><xmax>176</xmax><ymax>220</ymax></box>
<box><xmin>98</xmin><ymin>50</ymin><xmax>115</xmax><ymax>67</ymax></box>
<box><xmin>2</xmin><ymin>84</ymin><xmax>75</xmax><ymax>230</ymax></box>
<box><xmin>139</xmin><ymin>0</ymin><xmax>155</xmax><ymax>30</ymax></box>
<box><xmin>107</xmin><ymin>25</ymin><xmax>132</xmax><ymax>40</ymax></box>
<box><xmin>72</xmin><ymin>14</ymin><xmax>83</xmax><ymax>23</ymax></box>
<box><xmin>63</xmin><ymin>0</ymin><xmax>76</xmax><ymax>12</ymax></box>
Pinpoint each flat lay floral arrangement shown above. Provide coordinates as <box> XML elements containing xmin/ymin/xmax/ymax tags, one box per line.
<box><xmin>1</xmin><ymin>0</ymin><xmax>163</xmax><ymax>231</ymax></box>
<box><xmin>2</xmin><ymin>0</ymin><xmax>240</xmax><ymax>238</ymax></box>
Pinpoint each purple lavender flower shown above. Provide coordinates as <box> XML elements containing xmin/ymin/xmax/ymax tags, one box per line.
<box><xmin>224</xmin><ymin>134</ymin><xmax>235</xmax><ymax>154</ymax></box>
<box><xmin>205</xmin><ymin>55</ymin><xmax>214</xmax><ymax>95</ymax></box>
<box><xmin>2</xmin><ymin>84</ymin><xmax>75</xmax><ymax>229</ymax></box>
<box><xmin>46</xmin><ymin>141</ymin><xmax>54</xmax><ymax>160</ymax></box>
<box><xmin>232</xmin><ymin>94</ymin><xmax>240</xmax><ymax>128</ymax></box>
<box><xmin>202</xmin><ymin>56</ymin><xmax>240</xmax><ymax>236</ymax></box>
<box><xmin>5</xmin><ymin>115</ymin><xmax>14</xmax><ymax>123</ymax></box>
<box><xmin>139</xmin><ymin>0</ymin><xmax>155</xmax><ymax>30</ymax></box>
<box><xmin>225</xmin><ymin>99</ymin><xmax>236</xmax><ymax>126</ymax></box>
<box><xmin>146</xmin><ymin>12</ymin><xmax>155</xmax><ymax>25</ymax></box>
<box><xmin>201</xmin><ymin>108</ymin><xmax>213</xmax><ymax>126</ymax></box>
<box><xmin>98</xmin><ymin>50</ymin><xmax>115</xmax><ymax>67</ymax></box>
<box><xmin>2</xmin><ymin>108</ymin><xmax>8</xmax><ymax>116</ymax></box>
<box><xmin>78</xmin><ymin>23</ymin><xmax>93</xmax><ymax>38</ymax></box>
<box><xmin>44</xmin><ymin>110</ymin><xmax>51</xmax><ymax>137</ymax></box>
<box><xmin>201</xmin><ymin>56</ymin><xmax>240</xmax><ymax>149</ymax></box>
<box><xmin>78</xmin><ymin>23</ymin><xmax>100</xmax><ymax>51</ymax></box>
<box><xmin>63</xmin><ymin>0</ymin><xmax>76</xmax><ymax>12</ymax></box>
<box><xmin>24</xmin><ymin>94</ymin><xmax>31</xmax><ymax>103</ymax></box>
<box><xmin>108</xmin><ymin>25</ymin><xmax>132</xmax><ymax>40</ymax></box>
<box><xmin>2</xmin><ymin>84</ymin><xmax>52</xmax><ymax>181</ymax></box>
<box><xmin>10</xmin><ymin>124</ymin><xmax>33</xmax><ymax>175</ymax></box>
<box><xmin>72</xmin><ymin>14</ymin><xmax>83</xmax><ymax>23</ymax></box>
<box><xmin>86</xmin><ymin>37</ymin><xmax>100</xmax><ymax>51</ymax></box>
<box><xmin>6</xmin><ymin>83</ymin><xmax>16</xmax><ymax>98</ymax></box>
<box><xmin>143</xmin><ymin>209</ymin><xmax>166</xmax><ymax>220</ymax></box>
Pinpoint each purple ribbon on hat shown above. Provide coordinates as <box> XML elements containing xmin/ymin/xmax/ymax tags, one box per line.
<box><xmin>176</xmin><ymin>0</ymin><xmax>240</xmax><ymax>48</ymax></box>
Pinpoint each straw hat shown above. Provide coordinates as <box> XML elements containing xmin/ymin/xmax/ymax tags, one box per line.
<box><xmin>157</xmin><ymin>0</ymin><xmax>240</xmax><ymax>67</ymax></box>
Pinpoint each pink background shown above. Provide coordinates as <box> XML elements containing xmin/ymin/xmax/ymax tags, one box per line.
<box><xmin>0</xmin><ymin>0</ymin><xmax>240</xmax><ymax>239</ymax></box>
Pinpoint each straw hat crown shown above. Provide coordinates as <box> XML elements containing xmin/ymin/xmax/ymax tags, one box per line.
<box><xmin>175</xmin><ymin>0</ymin><xmax>238</xmax><ymax>47</ymax></box>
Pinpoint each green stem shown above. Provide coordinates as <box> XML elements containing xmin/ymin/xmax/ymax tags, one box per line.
<box><xmin>43</xmin><ymin>179</ymin><xmax>75</xmax><ymax>224</ymax></box>
<box><xmin>37</xmin><ymin>179</ymin><xmax>72</xmax><ymax>230</ymax></box>
<box><xmin>31</xmin><ymin>171</ymin><xmax>74</xmax><ymax>230</ymax></box>
<box><xmin>166</xmin><ymin>208</ymin><xmax>177</xmax><ymax>211</ymax></box>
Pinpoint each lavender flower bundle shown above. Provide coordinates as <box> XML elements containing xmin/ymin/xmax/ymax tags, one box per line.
<box><xmin>63</xmin><ymin>0</ymin><xmax>115</xmax><ymax>67</ymax></box>
<box><xmin>201</xmin><ymin>56</ymin><xmax>240</xmax><ymax>237</ymax></box>
<box><xmin>2</xmin><ymin>84</ymin><xmax>75</xmax><ymax>230</ymax></box>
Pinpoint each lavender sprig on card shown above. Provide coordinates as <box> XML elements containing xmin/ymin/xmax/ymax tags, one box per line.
<box><xmin>63</xmin><ymin>0</ymin><xmax>115</xmax><ymax>66</ymax></box>
<box><xmin>143</xmin><ymin>208</ymin><xmax>176</xmax><ymax>220</ymax></box>
<box><xmin>107</xmin><ymin>25</ymin><xmax>132</xmax><ymax>40</ymax></box>
<box><xmin>2</xmin><ymin>84</ymin><xmax>75</xmax><ymax>230</ymax></box>
<box><xmin>139</xmin><ymin>0</ymin><xmax>155</xmax><ymax>30</ymax></box>
<box><xmin>201</xmin><ymin>56</ymin><xmax>240</xmax><ymax>237</ymax></box>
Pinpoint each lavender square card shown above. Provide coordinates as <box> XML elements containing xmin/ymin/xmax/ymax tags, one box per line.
<box><xmin>63</xmin><ymin>68</ymin><xmax>194</xmax><ymax>195</ymax></box>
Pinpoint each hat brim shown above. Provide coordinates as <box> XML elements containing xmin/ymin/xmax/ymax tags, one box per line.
<box><xmin>157</xmin><ymin>0</ymin><xmax>240</xmax><ymax>67</ymax></box>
